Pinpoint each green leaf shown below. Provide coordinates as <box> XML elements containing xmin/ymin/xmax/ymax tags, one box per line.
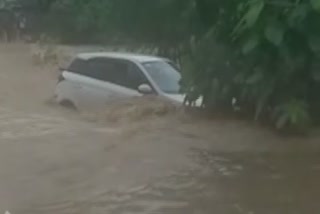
<box><xmin>233</xmin><ymin>0</ymin><xmax>265</xmax><ymax>37</ymax></box>
<box><xmin>311</xmin><ymin>0</ymin><xmax>320</xmax><ymax>12</ymax></box>
<box><xmin>242</xmin><ymin>34</ymin><xmax>259</xmax><ymax>54</ymax></box>
<box><xmin>287</xmin><ymin>4</ymin><xmax>309</xmax><ymax>27</ymax></box>
<box><xmin>245</xmin><ymin>0</ymin><xmax>265</xmax><ymax>28</ymax></box>
<box><xmin>237</xmin><ymin>3</ymin><xmax>245</xmax><ymax>12</ymax></box>
<box><xmin>265</xmin><ymin>20</ymin><xmax>285</xmax><ymax>46</ymax></box>
<box><xmin>308</xmin><ymin>34</ymin><xmax>320</xmax><ymax>52</ymax></box>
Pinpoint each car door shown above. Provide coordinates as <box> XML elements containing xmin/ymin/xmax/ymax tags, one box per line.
<box><xmin>125</xmin><ymin>62</ymin><xmax>156</xmax><ymax>93</ymax></box>
<box><xmin>66</xmin><ymin>57</ymin><xmax>107</xmax><ymax>110</ymax></box>
<box><xmin>59</xmin><ymin>57</ymin><xmax>98</xmax><ymax>110</ymax></box>
<box><xmin>77</xmin><ymin>57</ymin><xmax>150</xmax><ymax>110</ymax></box>
<box><xmin>95</xmin><ymin>58</ymin><xmax>157</xmax><ymax>102</ymax></box>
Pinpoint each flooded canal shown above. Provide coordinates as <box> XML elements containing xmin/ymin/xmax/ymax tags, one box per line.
<box><xmin>0</xmin><ymin>44</ymin><xmax>319</xmax><ymax>214</ymax></box>
<box><xmin>17</xmin><ymin>150</ymin><xmax>320</xmax><ymax>214</ymax></box>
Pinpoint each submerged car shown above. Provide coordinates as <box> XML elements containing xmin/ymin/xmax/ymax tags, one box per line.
<box><xmin>54</xmin><ymin>52</ymin><xmax>200</xmax><ymax>110</ymax></box>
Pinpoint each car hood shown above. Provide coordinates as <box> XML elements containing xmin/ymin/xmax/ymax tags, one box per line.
<box><xmin>163</xmin><ymin>93</ymin><xmax>203</xmax><ymax>107</ymax></box>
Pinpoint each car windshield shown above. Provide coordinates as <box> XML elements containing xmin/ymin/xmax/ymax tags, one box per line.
<box><xmin>142</xmin><ymin>60</ymin><xmax>181</xmax><ymax>94</ymax></box>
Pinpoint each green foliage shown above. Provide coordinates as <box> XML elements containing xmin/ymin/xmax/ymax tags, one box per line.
<box><xmin>233</xmin><ymin>0</ymin><xmax>265</xmax><ymax>36</ymax></box>
<box><xmin>180</xmin><ymin>0</ymin><xmax>320</xmax><ymax>131</ymax></box>
<box><xmin>229</xmin><ymin>0</ymin><xmax>320</xmax><ymax>130</ymax></box>
<box><xmin>311</xmin><ymin>0</ymin><xmax>320</xmax><ymax>11</ymax></box>
<box><xmin>273</xmin><ymin>99</ymin><xmax>311</xmax><ymax>130</ymax></box>
<box><xmin>264</xmin><ymin>19</ymin><xmax>285</xmax><ymax>46</ymax></box>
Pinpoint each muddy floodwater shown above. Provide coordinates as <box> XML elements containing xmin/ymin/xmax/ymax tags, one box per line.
<box><xmin>0</xmin><ymin>43</ymin><xmax>319</xmax><ymax>214</ymax></box>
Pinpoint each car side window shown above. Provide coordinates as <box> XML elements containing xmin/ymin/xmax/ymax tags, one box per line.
<box><xmin>126</xmin><ymin>63</ymin><xmax>149</xmax><ymax>90</ymax></box>
<box><xmin>87</xmin><ymin>58</ymin><xmax>151</xmax><ymax>90</ymax></box>
<box><xmin>88</xmin><ymin>58</ymin><xmax>129</xmax><ymax>86</ymax></box>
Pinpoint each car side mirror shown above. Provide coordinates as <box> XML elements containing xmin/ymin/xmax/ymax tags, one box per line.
<box><xmin>138</xmin><ymin>84</ymin><xmax>153</xmax><ymax>95</ymax></box>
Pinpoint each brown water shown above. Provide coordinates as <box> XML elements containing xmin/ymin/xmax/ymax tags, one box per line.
<box><xmin>0</xmin><ymin>43</ymin><xmax>319</xmax><ymax>214</ymax></box>
<box><xmin>17</xmin><ymin>150</ymin><xmax>320</xmax><ymax>214</ymax></box>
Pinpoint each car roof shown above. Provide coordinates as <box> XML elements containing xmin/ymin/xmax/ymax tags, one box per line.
<box><xmin>77</xmin><ymin>52</ymin><xmax>165</xmax><ymax>63</ymax></box>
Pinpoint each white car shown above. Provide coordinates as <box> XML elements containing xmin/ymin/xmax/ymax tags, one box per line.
<box><xmin>54</xmin><ymin>52</ymin><xmax>193</xmax><ymax>110</ymax></box>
